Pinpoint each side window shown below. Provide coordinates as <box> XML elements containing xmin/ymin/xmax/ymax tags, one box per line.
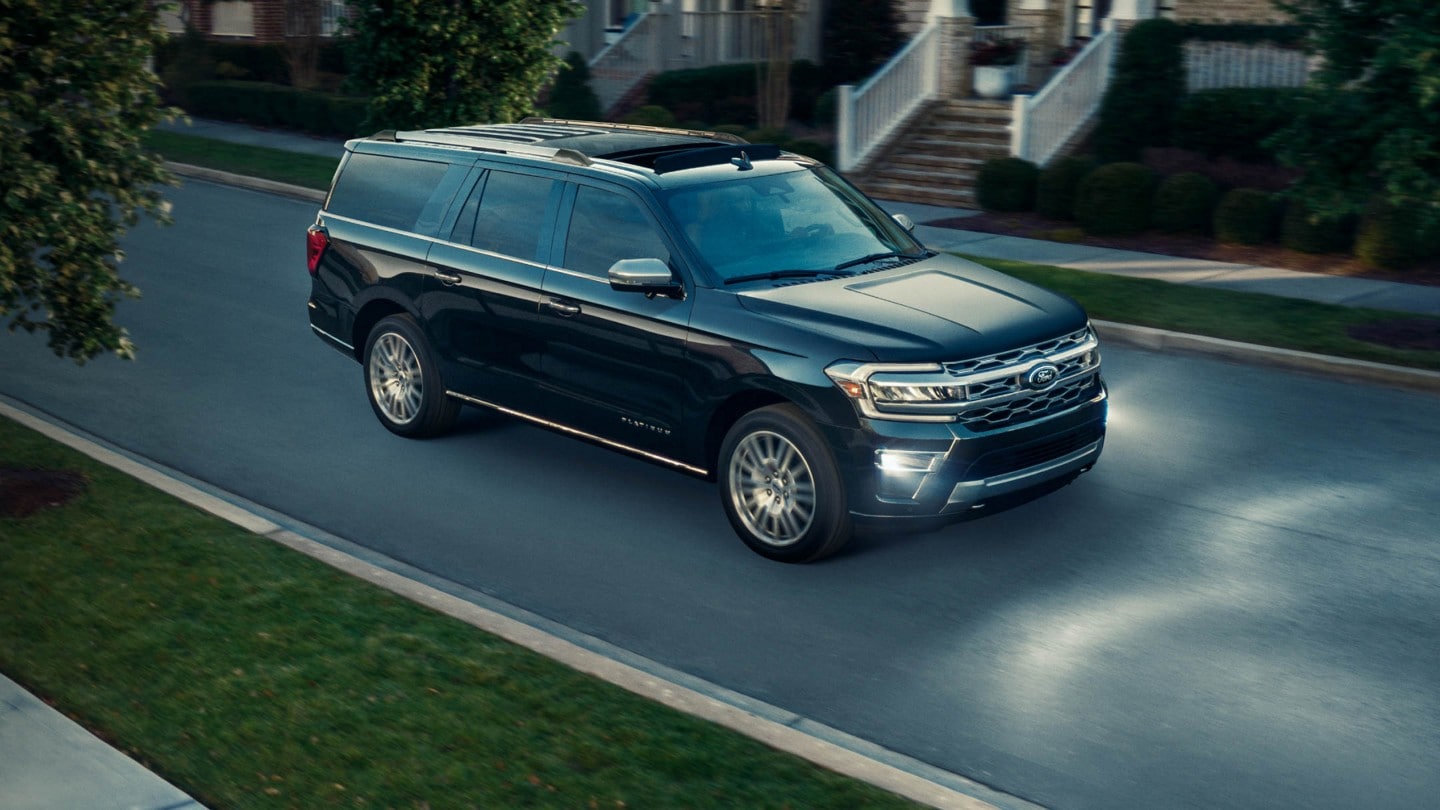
<box><xmin>327</xmin><ymin>153</ymin><xmax>450</xmax><ymax>232</ymax></box>
<box><xmin>563</xmin><ymin>186</ymin><xmax>671</xmax><ymax>278</ymax></box>
<box><xmin>453</xmin><ymin>170</ymin><xmax>556</xmax><ymax>263</ymax></box>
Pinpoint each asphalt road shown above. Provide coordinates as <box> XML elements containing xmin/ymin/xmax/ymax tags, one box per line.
<box><xmin>4</xmin><ymin>179</ymin><xmax>1439</xmax><ymax>810</ymax></box>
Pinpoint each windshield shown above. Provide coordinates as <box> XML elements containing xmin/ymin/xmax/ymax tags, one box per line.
<box><xmin>662</xmin><ymin>165</ymin><xmax>925</xmax><ymax>285</ymax></box>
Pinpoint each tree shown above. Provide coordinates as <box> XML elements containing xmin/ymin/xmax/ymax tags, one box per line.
<box><xmin>1092</xmin><ymin>18</ymin><xmax>1185</xmax><ymax>163</ymax></box>
<box><xmin>821</xmin><ymin>0</ymin><xmax>903</xmax><ymax>85</ymax></box>
<box><xmin>285</xmin><ymin>0</ymin><xmax>325</xmax><ymax>91</ymax></box>
<box><xmin>0</xmin><ymin>0</ymin><xmax>174</xmax><ymax>362</ymax></box>
<box><xmin>343</xmin><ymin>0</ymin><xmax>582</xmax><ymax>131</ymax></box>
<box><xmin>1270</xmin><ymin>0</ymin><xmax>1440</xmax><ymax>232</ymax></box>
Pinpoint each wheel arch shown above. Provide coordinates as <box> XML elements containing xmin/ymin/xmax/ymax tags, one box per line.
<box><xmin>702</xmin><ymin>389</ymin><xmax>791</xmax><ymax>481</ymax></box>
<box><xmin>351</xmin><ymin>299</ymin><xmax>410</xmax><ymax>362</ymax></box>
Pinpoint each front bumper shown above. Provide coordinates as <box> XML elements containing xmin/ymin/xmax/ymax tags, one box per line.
<box><xmin>823</xmin><ymin>384</ymin><xmax>1107</xmax><ymax>523</ymax></box>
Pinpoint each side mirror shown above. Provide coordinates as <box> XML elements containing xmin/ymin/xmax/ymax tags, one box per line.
<box><xmin>891</xmin><ymin>213</ymin><xmax>916</xmax><ymax>233</ymax></box>
<box><xmin>608</xmin><ymin>258</ymin><xmax>684</xmax><ymax>300</ymax></box>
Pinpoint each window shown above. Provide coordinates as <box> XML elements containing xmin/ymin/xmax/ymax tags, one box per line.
<box><xmin>563</xmin><ymin>186</ymin><xmax>670</xmax><ymax>278</ymax></box>
<box><xmin>327</xmin><ymin>153</ymin><xmax>449</xmax><ymax>232</ymax></box>
<box><xmin>451</xmin><ymin>170</ymin><xmax>556</xmax><ymax>263</ymax></box>
<box><xmin>210</xmin><ymin>1</ymin><xmax>255</xmax><ymax>37</ymax></box>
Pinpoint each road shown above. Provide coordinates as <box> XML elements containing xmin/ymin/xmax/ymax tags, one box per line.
<box><xmin>3</xmin><ymin>179</ymin><xmax>1438</xmax><ymax>810</ymax></box>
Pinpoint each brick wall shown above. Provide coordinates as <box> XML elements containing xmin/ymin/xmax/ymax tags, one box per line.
<box><xmin>253</xmin><ymin>0</ymin><xmax>286</xmax><ymax>42</ymax></box>
<box><xmin>1169</xmin><ymin>0</ymin><xmax>1291</xmax><ymax>25</ymax></box>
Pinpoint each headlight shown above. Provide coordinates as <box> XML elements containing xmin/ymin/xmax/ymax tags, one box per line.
<box><xmin>869</xmin><ymin>381</ymin><xmax>962</xmax><ymax>405</ymax></box>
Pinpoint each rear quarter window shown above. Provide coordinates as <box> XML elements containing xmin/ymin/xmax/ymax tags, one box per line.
<box><xmin>327</xmin><ymin>152</ymin><xmax>451</xmax><ymax>232</ymax></box>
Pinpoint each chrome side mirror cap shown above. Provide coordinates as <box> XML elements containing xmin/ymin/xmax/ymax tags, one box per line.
<box><xmin>891</xmin><ymin>213</ymin><xmax>916</xmax><ymax>233</ymax></box>
<box><xmin>608</xmin><ymin>258</ymin><xmax>684</xmax><ymax>300</ymax></box>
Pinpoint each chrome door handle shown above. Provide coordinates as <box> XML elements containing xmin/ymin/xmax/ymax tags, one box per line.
<box><xmin>545</xmin><ymin>298</ymin><xmax>581</xmax><ymax>318</ymax></box>
<box><xmin>435</xmin><ymin>270</ymin><xmax>462</xmax><ymax>286</ymax></box>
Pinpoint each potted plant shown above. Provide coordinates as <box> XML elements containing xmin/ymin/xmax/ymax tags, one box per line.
<box><xmin>969</xmin><ymin>38</ymin><xmax>1025</xmax><ymax>99</ymax></box>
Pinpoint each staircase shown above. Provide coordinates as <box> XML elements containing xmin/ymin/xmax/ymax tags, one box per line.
<box><xmin>853</xmin><ymin>99</ymin><xmax>1013</xmax><ymax>209</ymax></box>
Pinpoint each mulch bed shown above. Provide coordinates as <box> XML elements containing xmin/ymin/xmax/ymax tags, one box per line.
<box><xmin>1</xmin><ymin>468</ymin><xmax>89</xmax><ymax>519</ymax></box>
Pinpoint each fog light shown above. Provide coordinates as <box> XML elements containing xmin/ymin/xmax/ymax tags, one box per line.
<box><xmin>876</xmin><ymin>449</ymin><xmax>944</xmax><ymax>473</ymax></box>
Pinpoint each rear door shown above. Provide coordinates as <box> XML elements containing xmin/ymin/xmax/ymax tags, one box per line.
<box><xmin>419</xmin><ymin>165</ymin><xmax>564</xmax><ymax>412</ymax></box>
<box><xmin>537</xmin><ymin>181</ymin><xmax>694</xmax><ymax>454</ymax></box>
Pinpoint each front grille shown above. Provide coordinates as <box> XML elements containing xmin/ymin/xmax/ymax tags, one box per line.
<box><xmin>966</xmin><ymin>421</ymin><xmax>1104</xmax><ymax>479</ymax></box>
<box><xmin>959</xmin><ymin>373</ymin><xmax>1102</xmax><ymax>431</ymax></box>
<box><xmin>942</xmin><ymin>328</ymin><xmax>1093</xmax><ymax>377</ymax></box>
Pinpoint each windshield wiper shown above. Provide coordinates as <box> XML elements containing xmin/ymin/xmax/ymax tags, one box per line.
<box><xmin>723</xmin><ymin>269</ymin><xmax>832</xmax><ymax>285</ymax></box>
<box><xmin>833</xmin><ymin>249</ymin><xmax>933</xmax><ymax>273</ymax></box>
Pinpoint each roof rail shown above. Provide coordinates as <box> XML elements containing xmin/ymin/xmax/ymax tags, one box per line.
<box><xmin>519</xmin><ymin>117</ymin><xmax>746</xmax><ymax>145</ymax></box>
<box><xmin>389</xmin><ymin>129</ymin><xmax>592</xmax><ymax>167</ymax></box>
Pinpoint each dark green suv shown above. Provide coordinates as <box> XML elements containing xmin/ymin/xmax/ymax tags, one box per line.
<box><xmin>306</xmin><ymin>119</ymin><xmax>1106</xmax><ymax>562</ymax></box>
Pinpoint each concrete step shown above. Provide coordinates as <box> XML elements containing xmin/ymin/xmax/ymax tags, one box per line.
<box><xmin>858</xmin><ymin>179</ymin><xmax>976</xmax><ymax>208</ymax></box>
<box><xmin>903</xmin><ymin>138</ymin><xmax>1011</xmax><ymax>158</ymax></box>
<box><xmin>884</xmin><ymin>153</ymin><xmax>988</xmax><ymax>171</ymax></box>
<box><xmin>910</xmin><ymin>123</ymin><xmax>1012</xmax><ymax>143</ymax></box>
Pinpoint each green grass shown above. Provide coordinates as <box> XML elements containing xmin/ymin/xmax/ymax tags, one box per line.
<box><xmin>145</xmin><ymin>130</ymin><xmax>339</xmax><ymax>190</ymax></box>
<box><xmin>963</xmin><ymin>255</ymin><xmax>1440</xmax><ymax>372</ymax></box>
<box><xmin>0</xmin><ymin>418</ymin><xmax>919</xmax><ymax>809</ymax></box>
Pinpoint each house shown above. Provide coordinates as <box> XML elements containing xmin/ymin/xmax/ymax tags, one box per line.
<box><xmin>157</xmin><ymin>0</ymin><xmax>348</xmax><ymax>41</ymax></box>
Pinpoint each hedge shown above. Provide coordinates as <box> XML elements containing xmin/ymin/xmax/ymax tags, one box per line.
<box><xmin>976</xmin><ymin>157</ymin><xmax>1039</xmax><ymax>213</ymax></box>
<box><xmin>185</xmin><ymin>81</ymin><xmax>369</xmax><ymax>138</ymax></box>
<box><xmin>1171</xmin><ymin>88</ymin><xmax>1304</xmax><ymax>164</ymax></box>
<box><xmin>645</xmin><ymin>61</ymin><xmax>829</xmax><ymax>127</ymax></box>
<box><xmin>1213</xmin><ymin>188</ymin><xmax>1277</xmax><ymax>245</ymax></box>
<box><xmin>1075</xmin><ymin>162</ymin><xmax>1155</xmax><ymax>236</ymax></box>
<box><xmin>1152</xmin><ymin>172</ymin><xmax>1219</xmax><ymax>234</ymax></box>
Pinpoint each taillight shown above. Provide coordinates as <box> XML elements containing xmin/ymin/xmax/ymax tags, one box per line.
<box><xmin>306</xmin><ymin>225</ymin><xmax>329</xmax><ymax>276</ymax></box>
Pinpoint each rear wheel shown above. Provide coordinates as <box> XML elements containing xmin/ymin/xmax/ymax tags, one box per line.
<box><xmin>719</xmin><ymin>404</ymin><xmax>852</xmax><ymax>563</ymax></box>
<box><xmin>363</xmin><ymin>314</ymin><xmax>459</xmax><ymax>438</ymax></box>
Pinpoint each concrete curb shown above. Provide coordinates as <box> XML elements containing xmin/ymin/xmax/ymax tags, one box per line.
<box><xmin>165</xmin><ymin>162</ymin><xmax>327</xmax><ymax>203</ymax></box>
<box><xmin>1094</xmin><ymin>321</ymin><xmax>1440</xmax><ymax>394</ymax></box>
<box><xmin>0</xmin><ymin>398</ymin><xmax>1025</xmax><ymax>810</ymax></box>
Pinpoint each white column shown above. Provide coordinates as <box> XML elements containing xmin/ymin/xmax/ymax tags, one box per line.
<box><xmin>1110</xmin><ymin>0</ymin><xmax>1157</xmax><ymax>20</ymax></box>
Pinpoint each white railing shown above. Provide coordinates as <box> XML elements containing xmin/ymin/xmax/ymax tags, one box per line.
<box><xmin>587</xmin><ymin>12</ymin><xmax>661</xmax><ymax>113</ymax></box>
<box><xmin>1010</xmin><ymin>20</ymin><xmax>1118</xmax><ymax>166</ymax></box>
<box><xmin>1184</xmin><ymin>40</ymin><xmax>1313</xmax><ymax>91</ymax></box>
<box><xmin>836</xmin><ymin>22</ymin><xmax>940</xmax><ymax>172</ymax></box>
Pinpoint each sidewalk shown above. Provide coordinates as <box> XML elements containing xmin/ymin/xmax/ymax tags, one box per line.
<box><xmin>0</xmin><ymin>674</ymin><xmax>205</xmax><ymax>810</ymax></box>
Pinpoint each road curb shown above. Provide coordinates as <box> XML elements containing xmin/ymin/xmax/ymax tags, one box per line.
<box><xmin>165</xmin><ymin>161</ymin><xmax>327</xmax><ymax>203</ymax></box>
<box><xmin>1094</xmin><ymin>321</ymin><xmax>1440</xmax><ymax>393</ymax></box>
<box><xmin>0</xmin><ymin>398</ymin><xmax>1027</xmax><ymax>810</ymax></box>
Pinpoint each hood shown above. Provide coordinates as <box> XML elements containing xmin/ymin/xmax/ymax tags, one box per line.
<box><xmin>736</xmin><ymin>253</ymin><xmax>1089</xmax><ymax>362</ymax></box>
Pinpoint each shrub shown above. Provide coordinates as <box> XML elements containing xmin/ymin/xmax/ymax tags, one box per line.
<box><xmin>975</xmin><ymin>157</ymin><xmax>1039</xmax><ymax>213</ymax></box>
<box><xmin>1280</xmin><ymin>199</ymin><xmax>1354</xmax><ymax>255</ymax></box>
<box><xmin>546</xmin><ymin>52</ymin><xmax>602</xmax><ymax>121</ymax></box>
<box><xmin>1172</xmin><ymin>88</ymin><xmax>1304</xmax><ymax>164</ymax></box>
<box><xmin>1213</xmin><ymin>188</ymin><xmax>1277</xmax><ymax>245</ymax></box>
<box><xmin>784</xmin><ymin>140</ymin><xmax>834</xmax><ymax>164</ymax></box>
<box><xmin>1152</xmin><ymin>172</ymin><xmax>1219</xmax><ymax>234</ymax></box>
<box><xmin>1036</xmin><ymin>156</ymin><xmax>1097</xmax><ymax>220</ymax></box>
<box><xmin>621</xmin><ymin>105</ymin><xmax>677</xmax><ymax>128</ymax></box>
<box><xmin>1354</xmin><ymin>198</ymin><xmax>1439</xmax><ymax>270</ymax></box>
<box><xmin>1074</xmin><ymin>162</ymin><xmax>1155</xmax><ymax>236</ymax></box>
<box><xmin>184</xmin><ymin>81</ymin><xmax>368</xmax><ymax>137</ymax></box>
<box><xmin>1093</xmin><ymin>19</ymin><xmax>1186</xmax><ymax>162</ymax></box>
<box><xmin>645</xmin><ymin>62</ymin><xmax>828</xmax><ymax>127</ymax></box>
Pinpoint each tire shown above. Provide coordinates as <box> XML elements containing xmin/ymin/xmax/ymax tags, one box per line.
<box><xmin>719</xmin><ymin>404</ymin><xmax>852</xmax><ymax>563</ymax></box>
<box><xmin>362</xmin><ymin>314</ymin><xmax>460</xmax><ymax>438</ymax></box>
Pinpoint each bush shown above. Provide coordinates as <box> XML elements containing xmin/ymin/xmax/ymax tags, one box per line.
<box><xmin>1213</xmin><ymin>188</ymin><xmax>1277</xmax><ymax>245</ymax></box>
<box><xmin>1152</xmin><ymin>172</ymin><xmax>1219</xmax><ymax>234</ymax></box>
<box><xmin>184</xmin><ymin>81</ymin><xmax>368</xmax><ymax>137</ymax></box>
<box><xmin>1281</xmin><ymin>199</ymin><xmax>1354</xmax><ymax>254</ymax></box>
<box><xmin>645</xmin><ymin>62</ymin><xmax>828</xmax><ymax>127</ymax></box>
<box><xmin>976</xmin><ymin>157</ymin><xmax>1039</xmax><ymax>213</ymax></box>
<box><xmin>1172</xmin><ymin>88</ymin><xmax>1304</xmax><ymax>164</ymax></box>
<box><xmin>546</xmin><ymin>52</ymin><xmax>602</xmax><ymax>121</ymax></box>
<box><xmin>1354</xmin><ymin>198</ymin><xmax>1439</xmax><ymax>270</ymax></box>
<box><xmin>1075</xmin><ymin>162</ymin><xmax>1155</xmax><ymax>236</ymax></box>
<box><xmin>1036</xmin><ymin>156</ymin><xmax>1097</xmax><ymax>220</ymax></box>
<box><xmin>1093</xmin><ymin>19</ymin><xmax>1186</xmax><ymax>162</ymax></box>
<box><xmin>783</xmin><ymin>140</ymin><xmax>834</xmax><ymax>164</ymax></box>
<box><xmin>621</xmin><ymin>105</ymin><xmax>677</xmax><ymax>128</ymax></box>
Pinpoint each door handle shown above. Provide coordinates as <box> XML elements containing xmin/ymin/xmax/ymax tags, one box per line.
<box><xmin>545</xmin><ymin>298</ymin><xmax>581</xmax><ymax>318</ymax></box>
<box><xmin>435</xmin><ymin>270</ymin><xmax>463</xmax><ymax>286</ymax></box>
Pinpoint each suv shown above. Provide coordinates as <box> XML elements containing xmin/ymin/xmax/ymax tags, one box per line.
<box><xmin>306</xmin><ymin>119</ymin><xmax>1106</xmax><ymax>562</ymax></box>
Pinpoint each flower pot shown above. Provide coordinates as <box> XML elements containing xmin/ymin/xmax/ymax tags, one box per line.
<box><xmin>973</xmin><ymin>65</ymin><xmax>1012</xmax><ymax>99</ymax></box>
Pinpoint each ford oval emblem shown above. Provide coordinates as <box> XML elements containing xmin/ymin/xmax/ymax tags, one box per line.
<box><xmin>1025</xmin><ymin>363</ymin><xmax>1060</xmax><ymax>390</ymax></box>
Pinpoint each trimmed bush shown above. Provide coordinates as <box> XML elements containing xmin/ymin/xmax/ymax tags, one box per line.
<box><xmin>1213</xmin><ymin>188</ymin><xmax>1277</xmax><ymax>245</ymax></box>
<box><xmin>1152</xmin><ymin>172</ymin><xmax>1219</xmax><ymax>234</ymax></box>
<box><xmin>1036</xmin><ymin>156</ymin><xmax>1097</xmax><ymax>220</ymax></box>
<box><xmin>1074</xmin><ymin>162</ymin><xmax>1155</xmax><ymax>236</ymax></box>
<box><xmin>546</xmin><ymin>52</ymin><xmax>602</xmax><ymax>121</ymax></box>
<box><xmin>1172</xmin><ymin>88</ymin><xmax>1304</xmax><ymax>164</ymax></box>
<box><xmin>184</xmin><ymin>81</ymin><xmax>368</xmax><ymax>137</ymax></box>
<box><xmin>1093</xmin><ymin>19</ymin><xmax>1186</xmax><ymax>162</ymax></box>
<box><xmin>976</xmin><ymin>157</ymin><xmax>1039</xmax><ymax>213</ymax></box>
<box><xmin>1281</xmin><ymin>199</ymin><xmax>1354</xmax><ymax>255</ymax></box>
<box><xmin>1354</xmin><ymin>198</ymin><xmax>1438</xmax><ymax>270</ymax></box>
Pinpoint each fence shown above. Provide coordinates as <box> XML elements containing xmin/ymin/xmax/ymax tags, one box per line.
<box><xmin>1184</xmin><ymin>41</ymin><xmax>1313</xmax><ymax>91</ymax></box>
<box><xmin>836</xmin><ymin>22</ymin><xmax>940</xmax><ymax>172</ymax></box>
<box><xmin>1009</xmin><ymin>20</ymin><xmax>1117</xmax><ymax>166</ymax></box>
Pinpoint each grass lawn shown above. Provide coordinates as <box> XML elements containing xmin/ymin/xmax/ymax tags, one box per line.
<box><xmin>145</xmin><ymin>130</ymin><xmax>339</xmax><ymax>191</ymax></box>
<box><xmin>0</xmin><ymin>417</ymin><xmax>920</xmax><ymax>809</ymax></box>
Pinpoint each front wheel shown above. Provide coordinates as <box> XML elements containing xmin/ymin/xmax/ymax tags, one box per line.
<box><xmin>362</xmin><ymin>314</ymin><xmax>459</xmax><ymax>438</ymax></box>
<box><xmin>719</xmin><ymin>405</ymin><xmax>852</xmax><ymax>563</ymax></box>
